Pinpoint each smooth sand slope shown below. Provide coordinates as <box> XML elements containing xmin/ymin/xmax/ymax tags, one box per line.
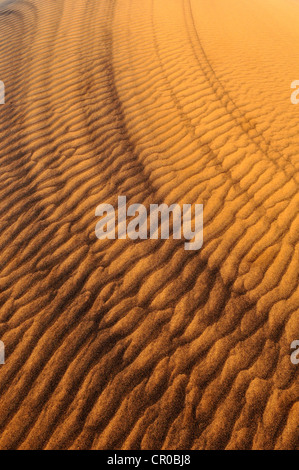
<box><xmin>0</xmin><ymin>0</ymin><xmax>298</xmax><ymax>450</ymax></box>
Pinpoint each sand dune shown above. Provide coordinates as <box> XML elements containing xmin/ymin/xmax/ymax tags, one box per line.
<box><xmin>0</xmin><ymin>0</ymin><xmax>298</xmax><ymax>450</ymax></box>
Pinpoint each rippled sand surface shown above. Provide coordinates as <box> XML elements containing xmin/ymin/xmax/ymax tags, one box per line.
<box><xmin>0</xmin><ymin>0</ymin><xmax>298</xmax><ymax>450</ymax></box>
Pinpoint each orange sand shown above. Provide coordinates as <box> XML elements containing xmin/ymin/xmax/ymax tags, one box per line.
<box><xmin>0</xmin><ymin>0</ymin><xmax>298</xmax><ymax>450</ymax></box>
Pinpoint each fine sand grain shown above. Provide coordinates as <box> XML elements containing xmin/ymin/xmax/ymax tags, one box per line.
<box><xmin>0</xmin><ymin>0</ymin><xmax>298</xmax><ymax>450</ymax></box>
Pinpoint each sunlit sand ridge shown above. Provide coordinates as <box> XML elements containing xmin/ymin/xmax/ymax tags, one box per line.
<box><xmin>0</xmin><ymin>0</ymin><xmax>298</xmax><ymax>450</ymax></box>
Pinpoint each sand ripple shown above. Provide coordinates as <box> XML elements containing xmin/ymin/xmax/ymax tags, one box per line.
<box><xmin>0</xmin><ymin>0</ymin><xmax>298</xmax><ymax>450</ymax></box>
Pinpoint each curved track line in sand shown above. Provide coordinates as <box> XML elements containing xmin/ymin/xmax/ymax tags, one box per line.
<box><xmin>0</xmin><ymin>0</ymin><xmax>298</xmax><ymax>450</ymax></box>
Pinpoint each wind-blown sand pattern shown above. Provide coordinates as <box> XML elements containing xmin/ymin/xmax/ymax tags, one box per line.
<box><xmin>0</xmin><ymin>0</ymin><xmax>298</xmax><ymax>450</ymax></box>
